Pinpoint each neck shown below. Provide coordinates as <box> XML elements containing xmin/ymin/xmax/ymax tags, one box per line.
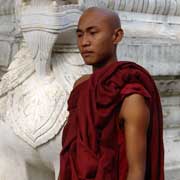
<box><xmin>92</xmin><ymin>56</ymin><xmax>118</xmax><ymax>72</ymax></box>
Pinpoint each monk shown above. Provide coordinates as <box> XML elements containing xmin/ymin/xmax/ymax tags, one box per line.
<box><xmin>59</xmin><ymin>7</ymin><xmax>164</xmax><ymax>180</ymax></box>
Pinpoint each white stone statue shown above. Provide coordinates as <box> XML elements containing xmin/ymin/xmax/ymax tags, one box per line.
<box><xmin>0</xmin><ymin>0</ymin><xmax>91</xmax><ymax>179</ymax></box>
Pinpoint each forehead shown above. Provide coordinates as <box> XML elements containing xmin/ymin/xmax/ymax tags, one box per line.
<box><xmin>78</xmin><ymin>11</ymin><xmax>111</xmax><ymax>30</ymax></box>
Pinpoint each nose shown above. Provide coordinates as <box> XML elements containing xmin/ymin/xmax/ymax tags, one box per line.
<box><xmin>81</xmin><ymin>34</ymin><xmax>91</xmax><ymax>47</ymax></box>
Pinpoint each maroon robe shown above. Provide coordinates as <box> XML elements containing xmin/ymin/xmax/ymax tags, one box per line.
<box><xmin>59</xmin><ymin>61</ymin><xmax>164</xmax><ymax>180</ymax></box>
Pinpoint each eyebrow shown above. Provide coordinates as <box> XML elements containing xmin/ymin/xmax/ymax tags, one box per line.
<box><xmin>76</xmin><ymin>26</ymin><xmax>98</xmax><ymax>33</ymax></box>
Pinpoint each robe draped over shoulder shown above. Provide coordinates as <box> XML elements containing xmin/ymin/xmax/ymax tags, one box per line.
<box><xmin>59</xmin><ymin>61</ymin><xmax>164</xmax><ymax>180</ymax></box>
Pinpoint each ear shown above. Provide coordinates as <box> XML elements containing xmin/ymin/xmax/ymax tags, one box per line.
<box><xmin>112</xmin><ymin>28</ymin><xmax>124</xmax><ymax>45</ymax></box>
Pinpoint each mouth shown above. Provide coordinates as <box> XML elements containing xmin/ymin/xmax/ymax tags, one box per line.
<box><xmin>81</xmin><ymin>51</ymin><xmax>93</xmax><ymax>57</ymax></box>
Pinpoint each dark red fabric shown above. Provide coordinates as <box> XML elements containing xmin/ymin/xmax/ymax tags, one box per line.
<box><xmin>59</xmin><ymin>61</ymin><xmax>164</xmax><ymax>180</ymax></box>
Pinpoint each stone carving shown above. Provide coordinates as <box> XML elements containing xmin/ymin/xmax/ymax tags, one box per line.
<box><xmin>1</xmin><ymin>0</ymin><xmax>85</xmax><ymax>148</ymax></box>
<box><xmin>0</xmin><ymin>0</ymin><xmax>91</xmax><ymax>179</ymax></box>
<box><xmin>80</xmin><ymin>0</ymin><xmax>180</xmax><ymax>16</ymax></box>
<box><xmin>0</xmin><ymin>0</ymin><xmax>14</xmax><ymax>15</ymax></box>
<box><xmin>0</xmin><ymin>47</ymin><xmax>90</xmax><ymax>148</ymax></box>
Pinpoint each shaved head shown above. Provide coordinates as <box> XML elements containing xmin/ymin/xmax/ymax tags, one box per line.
<box><xmin>77</xmin><ymin>7</ymin><xmax>123</xmax><ymax>71</ymax></box>
<box><xmin>79</xmin><ymin>7</ymin><xmax>121</xmax><ymax>31</ymax></box>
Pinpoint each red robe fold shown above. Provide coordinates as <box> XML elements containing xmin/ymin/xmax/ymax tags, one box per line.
<box><xmin>59</xmin><ymin>61</ymin><xmax>164</xmax><ymax>180</ymax></box>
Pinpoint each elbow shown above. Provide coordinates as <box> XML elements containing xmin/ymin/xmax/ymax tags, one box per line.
<box><xmin>127</xmin><ymin>165</ymin><xmax>145</xmax><ymax>180</ymax></box>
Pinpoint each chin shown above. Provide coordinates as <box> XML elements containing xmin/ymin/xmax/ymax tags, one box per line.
<box><xmin>84</xmin><ymin>61</ymin><xmax>94</xmax><ymax>65</ymax></box>
<box><xmin>83</xmin><ymin>58</ymin><xmax>97</xmax><ymax>65</ymax></box>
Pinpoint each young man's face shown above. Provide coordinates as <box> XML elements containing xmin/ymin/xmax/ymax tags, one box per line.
<box><xmin>76</xmin><ymin>11</ymin><xmax>116</xmax><ymax>66</ymax></box>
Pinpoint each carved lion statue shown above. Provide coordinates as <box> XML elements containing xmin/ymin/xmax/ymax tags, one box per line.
<box><xmin>0</xmin><ymin>0</ymin><xmax>92</xmax><ymax>180</ymax></box>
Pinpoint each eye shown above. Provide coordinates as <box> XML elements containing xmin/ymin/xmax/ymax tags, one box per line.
<box><xmin>90</xmin><ymin>31</ymin><xmax>97</xmax><ymax>35</ymax></box>
<box><xmin>77</xmin><ymin>33</ymin><xmax>83</xmax><ymax>38</ymax></box>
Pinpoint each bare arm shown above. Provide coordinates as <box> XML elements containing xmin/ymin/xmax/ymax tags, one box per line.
<box><xmin>119</xmin><ymin>94</ymin><xmax>150</xmax><ymax>180</ymax></box>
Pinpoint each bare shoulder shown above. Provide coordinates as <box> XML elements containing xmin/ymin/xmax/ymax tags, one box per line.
<box><xmin>122</xmin><ymin>94</ymin><xmax>147</xmax><ymax>107</ymax></box>
<box><xmin>119</xmin><ymin>94</ymin><xmax>150</xmax><ymax>128</ymax></box>
<box><xmin>73</xmin><ymin>74</ymin><xmax>91</xmax><ymax>89</ymax></box>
